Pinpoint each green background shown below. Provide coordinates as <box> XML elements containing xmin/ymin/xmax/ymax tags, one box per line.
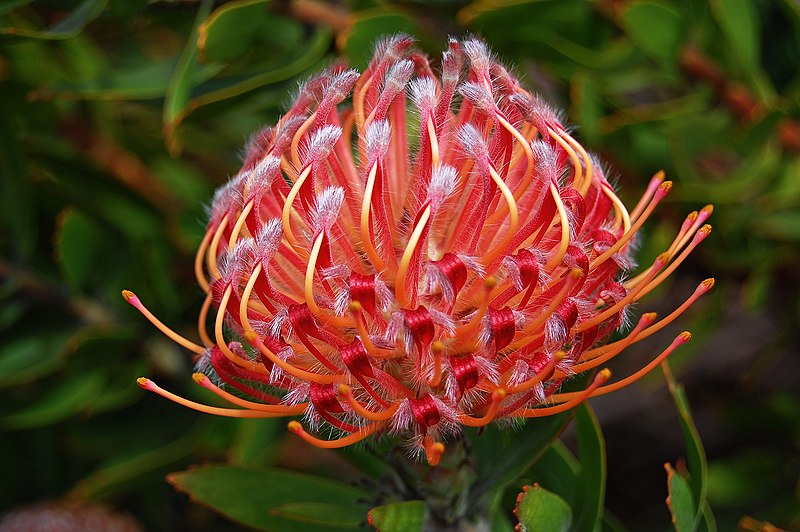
<box><xmin>1</xmin><ymin>0</ymin><xmax>798</xmax><ymax>530</ymax></box>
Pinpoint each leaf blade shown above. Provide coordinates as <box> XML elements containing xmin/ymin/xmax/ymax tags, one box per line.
<box><xmin>167</xmin><ymin>465</ymin><xmax>369</xmax><ymax>531</ymax></box>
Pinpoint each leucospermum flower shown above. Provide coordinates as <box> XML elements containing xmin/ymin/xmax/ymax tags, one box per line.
<box><xmin>126</xmin><ymin>36</ymin><xmax>713</xmax><ymax>466</ymax></box>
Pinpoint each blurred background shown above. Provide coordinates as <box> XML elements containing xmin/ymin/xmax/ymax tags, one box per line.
<box><xmin>0</xmin><ymin>0</ymin><xmax>798</xmax><ymax>530</ymax></box>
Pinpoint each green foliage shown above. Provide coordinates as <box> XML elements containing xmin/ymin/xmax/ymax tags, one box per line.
<box><xmin>0</xmin><ymin>0</ymin><xmax>797</xmax><ymax>530</ymax></box>
<box><xmin>168</xmin><ymin>465</ymin><xmax>369</xmax><ymax>531</ymax></box>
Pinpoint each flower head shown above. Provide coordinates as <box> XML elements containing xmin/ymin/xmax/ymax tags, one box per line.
<box><xmin>127</xmin><ymin>36</ymin><xmax>713</xmax><ymax>465</ymax></box>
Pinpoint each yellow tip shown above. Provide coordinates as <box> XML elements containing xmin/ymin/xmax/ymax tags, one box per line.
<box><xmin>288</xmin><ymin>421</ymin><xmax>302</xmax><ymax>433</ymax></box>
<box><xmin>643</xmin><ymin>312</ymin><xmax>658</xmax><ymax>322</ymax></box>
<box><xmin>699</xmin><ymin>224</ymin><xmax>712</xmax><ymax>235</ymax></box>
<box><xmin>484</xmin><ymin>276</ymin><xmax>498</xmax><ymax>290</ymax></box>
<box><xmin>659</xmin><ymin>181</ymin><xmax>673</xmax><ymax>193</ymax></box>
<box><xmin>568</xmin><ymin>268</ymin><xmax>584</xmax><ymax>279</ymax></box>
<box><xmin>554</xmin><ymin>350</ymin><xmax>567</xmax><ymax>361</ymax></box>
<box><xmin>121</xmin><ymin>290</ymin><xmax>135</xmax><ymax>302</ymax></box>
<box><xmin>701</xmin><ymin>204</ymin><xmax>714</xmax><ymax>215</ymax></box>
<box><xmin>656</xmin><ymin>252</ymin><xmax>672</xmax><ymax>265</ymax></box>
<box><xmin>348</xmin><ymin>301</ymin><xmax>363</xmax><ymax>313</ymax></box>
<box><xmin>431</xmin><ymin>341</ymin><xmax>445</xmax><ymax>354</ymax></box>
<box><xmin>679</xmin><ymin>331</ymin><xmax>692</xmax><ymax>342</ymax></box>
<box><xmin>653</xmin><ymin>170</ymin><xmax>665</xmax><ymax>182</ymax></box>
<box><xmin>598</xmin><ymin>368</ymin><xmax>612</xmax><ymax>380</ymax></box>
<box><xmin>136</xmin><ymin>377</ymin><xmax>149</xmax><ymax>387</ymax></box>
<box><xmin>244</xmin><ymin>329</ymin><xmax>257</xmax><ymax>342</ymax></box>
<box><xmin>493</xmin><ymin>388</ymin><xmax>507</xmax><ymax>400</ymax></box>
<box><xmin>338</xmin><ymin>383</ymin><xmax>351</xmax><ymax>395</ymax></box>
<box><xmin>702</xmin><ymin>278</ymin><xmax>715</xmax><ymax>290</ymax></box>
<box><xmin>686</xmin><ymin>211</ymin><xmax>698</xmax><ymax>222</ymax></box>
<box><xmin>192</xmin><ymin>373</ymin><xmax>206</xmax><ymax>384</ymax></box>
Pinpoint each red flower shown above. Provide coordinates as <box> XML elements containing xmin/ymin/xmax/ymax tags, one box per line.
<box><xmin>126</xmin><ymin>36</ymin><xmax>713</xmax><ymax>465</ymax></box>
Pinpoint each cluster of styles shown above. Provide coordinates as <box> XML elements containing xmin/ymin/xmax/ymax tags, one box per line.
<box><xmin>127</xmin><ymin>36</ymin><xmax>713</xmax><ymax>465</ymax></box>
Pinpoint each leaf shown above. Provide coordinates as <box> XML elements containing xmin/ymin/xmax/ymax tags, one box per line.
<box><xmin>665</xmin><ymin>463</ymin><xmax>696</xmax><ymax>532</ymax></box>
<box><xmin>227</xmin><ymin>418</ymin><xmax>283</xmax><ymax>467</ymax></box>
<box><xmin>271</xmin><ymin>503</ymin><xmax>365</xmax><ymax>528</ymax></box>
<box><xmin>367</xmin><ymin>501</ymin><xmax>426</xmax><ymax>532</ymax></box>
<box><xmin>572</xmin><ymin>403</ymin><xmax>607</xmax><ymax>532</ymax></box>
<box><xmin>0</xmin><ymin>0</ymin><xmax>32</xmax><ymax>18</ymax></box>
<box><xmin>36</xmin><ymin>59</ymin><xmax>182</xmax><ymax>101</ymax></box>
<box><xmin>188</xmin><ymin>26</ymin><xmax>331</xmax><ymax>110</ymax></box>
<box><xmin>198</xmin><ymin>0</ymin><xmax>274</xmax><ymax>64</ymax></box>
<box><xmin>343</xmin><ymin>11</ymin><xmax>417</xmax><ymax>69</ymax></box>
<box><xmin>0</xmin><ymin>333</ymin><xmax>71</xmax><ymax>389</ymax></box>
<box><xmin>163</xmin><ymin>0</ymin><xmax>214</xmax><ymax>155</ymax></box>
<box><xmin>468</xmin><ymin>374</ymin><xmax>592</xmax><ymax>505</ymax></box>
<box><xmin>700</xmin><ymin>500</ymin><xmax>717</xmax><ymax>532</ymax></box>
<box><xmin>622</xmin><ymin>2</ymin><xmax>685</xmax><ymax>67</ymax></box>
<box><xmin>0</xmin><ymin>0</ymin><xmax>107</xmax><ymax>41</ymax></box>
<box><xmin>469</xmin><ymin>412</ymin><xmax>573</xmax><ymax>504</ymax></box>
<box><xmin>0</xmin><ymin>370</ymin><xmax>106</xmax><ymax>430</ymax></box>
<box><xmin>0</xmin><ymin>104</ymin><xmax>35</xmax><ymax>258</ymax></box>
<box><xmin>572</xmin><ymin>71</ymin><xmax>602</xmax><ymax>144</ymax></box>
<box><xmin>168</xmin><ymin>465</ymin><xmax>368</xmax><ymax>531</ymax></box>
<box><xmin>527</xmin><ymin>441</ymin><xmax>579</xmax><ymax>503</ymax></box>
<box><xmin>55</xmin><ymin>208</ymin><xmax>102</xmax><ymax>292</ymax></box>
<box><xmin>710</xmin><ymin>0</ymin><xmax>759</xmax><ymax>72</ymax></box>
<box><xmin>538</xmin><ymin>29</ymin><xmax>636</xmax><ymax>70</ymax></box>
<box><xmin>755</xmin><ymin>209</ymin><xmax>800</xmax><ymax>242</ymax></box>
<box><xmin>69</xmin><ymin>420</ymin><xmax>210</xmax><ymax>500</ymax></box>
<box><xmin>514</xmin><ymin>484</ymin><xmax>572</xmax><ymax>532</ymax></box>
<box><xmin>663</xmin><ymin>361</ymin><xmax>710</xmax><ymax>529</ymax></box>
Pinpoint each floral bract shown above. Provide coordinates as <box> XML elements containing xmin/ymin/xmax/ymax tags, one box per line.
<box><xmin>127</xmin><ymin>36</ymin><xmax>713</xmax><ymax>465</ymax></box>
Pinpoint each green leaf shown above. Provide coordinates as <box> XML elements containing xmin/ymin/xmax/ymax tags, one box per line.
<box><xmin>710</xmin><ymin>0</ymin><xmax>759</xmax><ymax>71</ymax></box>
<box><xmin>69</xmin><ymin>420</ymin><xmax>210</xmax><ymax>499</ymax></box>
<box><xmin>163</xmin><ymin>0</ymin><xmax>214</xmax><ymax>155</ymax></box>
<box><xmin>367</xmin><ymin>501</ymin><xmax>426</xmax><ymax>532</ymax></box>
<box><xmin>527</xmin><ymin>441</ymin><xmax>579</xmax><ymax>503</ymax></box>
<box><xmin>0</xmin><ymin>333</ymin><xmax>71</xmax><ymax>389</ymax></box>
<box><xmin>344</xmin><ymin>11</ymin><xmax>417</xmax><ymax>69</ymax></box>
<box><xmin>601</xmin><ymin>511</ymin><xmax>627</xmax><ymax>532</ymax></box>
<box><xmin>188</xmin><ymin>26</ymin><xmax>331</xmax><ymax>110</ymax></box>
<box><xmin>622</xmin><ymin>2</ymin><xmax>685</xmax><ymax>67</ymax></box>
<box><xmin>55</xmin><ymin>208</ymin><xmax>102</xmax><ymax>292</ymax></box>
<box><xmin>572</xmin><ymin>404</ymin><xmax>607</xmax><ymax>532</ymax></box>
<box><xmin>572</xmin><ymin>71</ymin><xmax>601</xmax><ymax>144</ymax></box>
<box><xmin>167</xmin><ymin>465</ymin><xmax>368</xmax><ymax>531</ymax></box>
<box><xmin>37</xmin><ymin>59</ymin><xmax>181</xmax><ymax>101</ymax></box>
<box><xmin>198</xmin><ymin>0</ymin><xmax>274</xmax><ymax>64</ymax></box>
<box><xmin>0</xmin><ymin>370</ymin><xmax>106</xmax><ymax>430</ymax></box>
<box><xmin>0</xmin><ymin>0</ymin><xmax>31</xmax><ymax>18</ymax></box>
<box><xmin>700</xmin><ymin>500</ymin><xmax>717</xmax><ymax>532</ymax></box>
<box><xmin>469</xmin><ymin>412</ymin><xmax>573</xmax><ymax>504</ymax></box>
<box><xmin>663</xmin><ymin>362</ymin><xmax>709</xmax><ymax>529</ymax></box>
<box><xmin>665</xmin><ymin>463</ymin><xmax>696</xmax><ymax>532</ymax></box>
<box><xmin>0</xmin><ymin>0</ymin><xmax>107</xmax><ymax>41</ymax></box>
<box><xmin>538</xmin><ymin>29</ymin><xmax>636</xmax><ymax>70</ymax></box>
<box><xmin>514</xmin><ymin>484</ymin><xmax>572</xmax><ymax>532</ymax></box>
<box><xmin>755</xmin><ymin>209</ymin><xmax>800</xmax><ymax>242</ymax></box>
<box><xmin>260</xmin><ymin>502</ymin><xmax>366</xmax><ymax>528</ymax></box>
<box><xmin>227</xmin><ymin>418</ymin><xmax>283</xmax><ymax>467</ymax></box>
<box><xmin>0</xmin><ymin>105</ymin><xmax>35</xmax><ymax>258</ymax></box>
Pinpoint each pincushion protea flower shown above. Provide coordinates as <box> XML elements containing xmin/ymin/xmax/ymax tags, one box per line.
<box><xmin>126</xmin><ymin>36</ymin><xmax>713</xmax><ymax>466</ymax></box>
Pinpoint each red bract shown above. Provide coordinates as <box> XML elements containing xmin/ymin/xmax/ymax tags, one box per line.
<box><xmin>126</xmin><ymin>36</ymin><xmax>713</xmax><ymax>465</ymax></box>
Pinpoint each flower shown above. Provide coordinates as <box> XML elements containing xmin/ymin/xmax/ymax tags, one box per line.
<box><xmin>126</xmin><ymin>36</ymin><xmax>713</xmax><ymax>465</ymax></box>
